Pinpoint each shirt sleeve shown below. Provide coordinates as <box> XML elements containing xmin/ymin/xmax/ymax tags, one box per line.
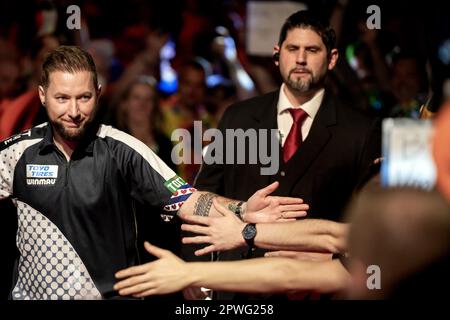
<box><xmin>0</xmin><ymin>129</ymin><xmax>44</xmax><ymax>200</ymax></box>
<box><xmin>105</xmin><ymin>127</ymin><xmax>196</xmax><ymax>215</ymax></box>
<box><xmin>0</xmin><ymin>149</ymin><xmax>13</xmax><ymax>199</ymax></box>
<box><xmin>0</xmin><ymin>141</ymin><xmax>20</xmax><ymax>199</ymax></box>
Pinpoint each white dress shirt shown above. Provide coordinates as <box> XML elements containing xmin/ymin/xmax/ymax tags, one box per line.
<box><xmin>277</xmin><ymin>84</ymin><xmax>324</xmax><ymax>147</ymax></box>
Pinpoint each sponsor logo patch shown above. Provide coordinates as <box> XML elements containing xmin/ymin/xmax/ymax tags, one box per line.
<box><xmin>164</xmin><ymin>175</ymin><xmax>188</xmax><ymax>193</ymax></box>
<box><xmin>26</xmin><ymin>164</ymin><xmax>58</xmax><ymax>185</ymax></box>
<box><xmin>163</xmin><ymin>176</ymin><xmax>196</xmax><ymax>213</ymax></box>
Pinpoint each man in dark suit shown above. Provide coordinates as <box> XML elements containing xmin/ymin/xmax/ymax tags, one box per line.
<box><xmin>188</xmin><ymin>10</ymin><xmax>381</xmax><ymax>299</ymax></box>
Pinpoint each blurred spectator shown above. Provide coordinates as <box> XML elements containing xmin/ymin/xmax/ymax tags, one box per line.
<box><xmin>0</xmin><ymin>35</ymin><xmax>58</xmax><ymax>140</ymax></box>
<box><xmin>85</xmin><ymin>39</ymin><xmax>117</xmax><ymax>89</ymax></box>
<box><xmin>0</xmin><ymin>57</ymin><xmax>20</xmax><ymax>100</ymax></box>
<box><xmin>110</xmin><ymin>27</ymin><xmax>168</xmax><ymax>109</ymax></box>
<box><xmin>389</xmin><ymin>53</ymin><xmax>429</xmax><ymax>118</ymax></box>
<box><xmin>207</xmin><ymin>26</ymin><xmax>257</xmax><ymax>101</ymax></box>
<box><xmin>160</xmin><ymin>58</ymin><xmax>214</xmax><ymax>183</ymax></box>
<box><xmin>26</xmin><ymin>35</ymin><xmax>60</xmax><ymax>88</ymax></box>
<box><xmin>433</xmin><ymin>100</ymin><xmax>450</xmax><ymax>203</ymax></box>
<box><xmin>175</xmin><ymin>0</ymin><xmax>215</xmax><ymax>66</ymax></box>
<box><xmin>206</xmin><ymin>75</ymin><xmax>237</xmax><ymax>123</ymax></box>
<box><xmin>160</xmin><ymin>58</ymin><xmax>211</xmax><ymax>134</ymax></box>
<box><xmin>338</xmin><ymin>35</ymin><xmax>395</xmax><ymax>117</ymax></box>
<box><xmin>347</xmin><ymin>186</ymin><xmax>450</xmax><ymax>299</ymax></box>
<box><xmin>213</xmin><ymin>9</ymin><xmax>280</xmax><ymax>96</ymax></box>
<box><xmin>0</xmin><ymin>39</ymin><xmax>21</xmax><ymax>100</ymax></box>
<box><xmin>116</xmin><ymin>75</ymin><xmax>175</xmax><ymax>171</ymax></box>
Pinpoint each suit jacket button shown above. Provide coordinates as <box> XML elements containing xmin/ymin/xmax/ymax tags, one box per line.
<box><xmin>280</xmin><ymin>171</ymin><xmax>286</xmax><ymax>176</ymax></box>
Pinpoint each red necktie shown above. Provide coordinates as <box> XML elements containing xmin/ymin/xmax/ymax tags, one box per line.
<box><xmin>283</xmin><ymin>108</ymin><xmax>308</xmax><ymax>162</ymax></box>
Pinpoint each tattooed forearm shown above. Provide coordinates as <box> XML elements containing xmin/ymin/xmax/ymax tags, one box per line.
<box><xmin>193</xmin><ymin>193</ymin><xmax>217</xmax><ymax>216</ymax></box>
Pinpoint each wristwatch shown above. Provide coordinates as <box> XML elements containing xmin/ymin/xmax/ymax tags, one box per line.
<box><xmin>242</xmin><ymin>223</ymin><xmax>257</xmax><ymax>248</ymax></box>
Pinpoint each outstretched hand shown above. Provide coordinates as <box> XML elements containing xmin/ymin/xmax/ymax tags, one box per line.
<box><xmin>181</xmin><ymin>199</ymin><xmax>246</xmax><ymax>256</ymax></box>
<box><xmin>245</xmin><ymin>181</ymin><xmax>308</xmax><ymax>223</ymax></box>
<box><xmin>114</xmin><ymin>242</ymin><xmax>190</xmax><ymax>297</ymax></box>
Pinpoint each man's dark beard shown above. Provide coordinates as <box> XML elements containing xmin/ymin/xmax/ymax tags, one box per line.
<box><xmin>50</xmin><ymin>118</ymin><xmax>91</xmax><ymax>142</ymax></box>
<box><xmin>49</xmin><ymin>104</ymin><xmax>100</xmax><ymax>142</ymax></box>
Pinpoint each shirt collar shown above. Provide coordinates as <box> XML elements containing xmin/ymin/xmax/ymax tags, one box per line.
<box><xmin>277</xmin><ymin>83</ymin><xmax>325</xmax><ymax>119</ymax></box>
<box><xmin>38</xmin><ymin>124</ymin><xmax>56</xmax><ymax>154</ymax></box>
<box><xmin>38</xmin><ymin>123</ymin><xmax>96</xmax><ymax>155</ymax></box>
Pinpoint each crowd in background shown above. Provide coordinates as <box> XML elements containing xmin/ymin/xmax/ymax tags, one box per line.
<box><xmin>1</xmin><ymin>1</ymin><xmax>449</xmax><ymax>176</ymax></box>
<box><xmin>1</xmin><ymin>0</ymin><xmax>450</xmax><ymax>300</ymax></box>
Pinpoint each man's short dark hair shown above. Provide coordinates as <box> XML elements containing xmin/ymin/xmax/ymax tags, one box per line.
<box><xmin>278</xmin><ymin>10</ymin><xmax>336</xmax><ymax>55</ymax></box>
<box><xmin>41</xmin><ymin>45</ymin><xmax>98</xmax><ymax>89</ymax></box>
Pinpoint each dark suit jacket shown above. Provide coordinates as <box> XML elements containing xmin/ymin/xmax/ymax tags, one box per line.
<box><xmin>190</xmin><ymin>89</ymin><xmax>381</xmax><ymax>299</ymax></box>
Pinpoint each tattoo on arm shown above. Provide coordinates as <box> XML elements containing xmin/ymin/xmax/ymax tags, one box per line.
<box><xmin>228</xmin><ymin>202</ymin><xmax>239</xmax><ymax>213</ymax></box>
<box><xmin>228</xmin><ymin>201</ymin><xmax>245</xmax><ymax>220</ymax></box>
<box><xmin>194</xmin><ymin>193</ymin><xmax>217</xmax><ymax>216</ymax></box>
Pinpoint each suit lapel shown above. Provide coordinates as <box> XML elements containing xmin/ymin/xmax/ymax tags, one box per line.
<box><xmin>250</xmin><ymin>91</ymin><xmax>280</xmax><ymax>189</ymax></box>
<box><xmin>281</xmin><ymin>92</ymin><xmax>338</xmax><ymax>192</ymax></box>
<box><xmin>251</xmin><ymin>91</ymin><xmax>279</xmax><ymax>130</ymax></box>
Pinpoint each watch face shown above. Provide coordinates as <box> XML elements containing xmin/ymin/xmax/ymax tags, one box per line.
<box><xmin>242</xmin><ymin>224</ymin><xmax>257</xmax><ymax>240</ymax></box>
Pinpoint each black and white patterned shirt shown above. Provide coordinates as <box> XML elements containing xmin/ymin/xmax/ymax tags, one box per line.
<box><xmin>0</xmin><ymin>123</ymin><xmax>194</xmax><ymax>300</ymax></box>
